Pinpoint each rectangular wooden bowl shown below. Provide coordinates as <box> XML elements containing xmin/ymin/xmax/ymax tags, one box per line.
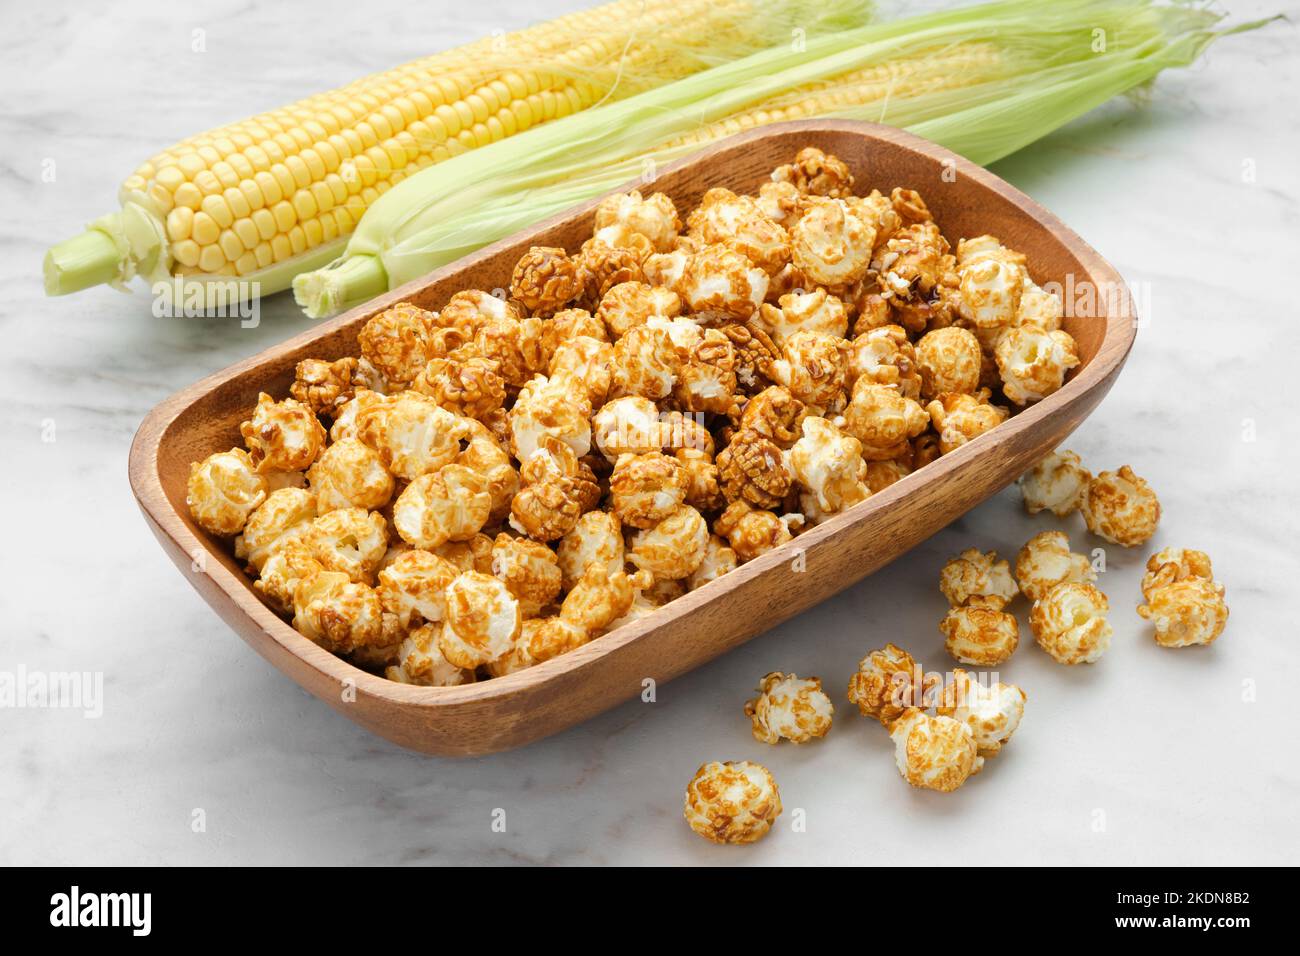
<box><xmin>129</xmin><ymin>120</ymin><xmax>1136</xmax><ymax>756</ymax></box>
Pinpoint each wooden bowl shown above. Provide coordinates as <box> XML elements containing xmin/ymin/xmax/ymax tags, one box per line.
<box><xmin>129</xmin><ymin>120</ymin><xmax>1136</xmax><ymax>756</ymax></box>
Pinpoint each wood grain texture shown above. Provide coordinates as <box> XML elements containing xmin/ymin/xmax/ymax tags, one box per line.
<box><xmin>128</xmin><ymin>121</ymin><xmax>1137</xmax><ymax>756</ymax></box>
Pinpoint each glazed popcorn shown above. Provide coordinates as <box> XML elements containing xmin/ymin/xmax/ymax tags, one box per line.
<box><xmin>1138</xmin><ymin>548</ymin><xmax>1227</xmax><ymax>646</ymax></box>
<box><xmin>683</xmin><ymin>760</ymin><xmax>782</xmax><ymax>845</ymax></box>
<box><xmin>1019</xmin><ymin>448</ymin><xmax>1090</xmax><ymax>517</ymax></box>
<box><xmin>1015</xmin><ymin>530</ymin><xmax>1096</xmax><ymax>601</ymax></box>
<box><xmin>189</xmin><ymin>147</ymin><xmax>1077</xmax><ymax>685</ymax></box>
<box><xmin>1139</xmin><ymin>547</ymin><xmax>1215</xmax><ymax>601</ymax></box>
<box><xmin>890</xmin><ymin>708</ymin><xmax>982</xmax><ymax>793</ymax></box>
<box><xmin>847</xmin><ymin>643</ymin><xmax>932</xmax><ymax>726</ymax></box>
<box><xmin>1030</xmin><ymin>581</ymin><xmax>1113</xmax><ymax>664</ymax></box>
<box><xmin>936</xmin><ymin>669</ymin><xmax>1026</xmax><ymax>757</ymax></box>
<box><xmin>939</xmin><ymin>548</ymin><xmax>1018</xmax><ymax>610</ymax></box>
<box><xmin>1081</xmin><ymin>466</ymin><xmax>1161</xmax><ymax>547</ymax></box>
<box><xmin>745</xmin><ymin>672</ymin><xmax>834</xmax><ymax>744</ymax></box>
<box><xmin>940</xmin><ymin>604</ymin><xmax>1020</xmax><ymax>666</ymax></box>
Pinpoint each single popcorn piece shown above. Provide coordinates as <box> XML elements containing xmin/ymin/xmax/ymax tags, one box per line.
<box><xmin>291</xmin><ymin>570</ymin><xmax>384</xmax><ymax>655</ymax></box>
<box><xmin>608</xmin><ymin>321</ymin><xmax>681</xmax><ymax>402</ymax></box>
<box><xmin>890</xmin><ymin>708</ymin><xmax>982</xmax><ymax>793</ymax></box>
<box><xmin>864</xmin><ymin>458</ymin><xmax>910</xmax><ymax>494</ymax></box>
<box><xmin>745</xmin><ymin>672</ymin><xmax>834</xmax><ymax>744</ymax></box>
<box><xmin>557</xmin><ymin>563</ymin><xmax>649</xmax><ymax>635</ymax></box>
<box><xmin>1030</xmin><ymin>581</ymin><xmax>1112</xmax><ymax>664</ymax></box>
<box><xmin>356</xmin><ymin>390</ymin><xmax>467</xmax><ymax>480</ymax></box>
<box><xmin>328</xmin><ymin>388</ymin><xmax>388</xmax><ymax>443</ymax></box>
<box><xmin>627</xmin><ymin>504</ymin><xmax>709</xmax><ymax>580</ymax></box>
<box><xmin>487</xmin><ymin>615</ymin><xmax>591</xmax><ymax>677</ymax></box>
<box><xmin>306</xmin><ymin>436</ymin><xmax>395</xmax><ymax>513</ymax></box>
<box><xmin>462</xmin><ymin>315</ymin><xmax>548</xmax><ymax>388</ymax></box>
<box><xmin>385</xmin><ymin>622</ymin><xmax>475</xmax><ymax>687</ymax></box>
<box><xmin>508</xmin><ymin>373</ymin><xmax>593</xmax><ymax>462</ymax></box>
<box><xmin>771</xmin><ymin>147</ymin><xmax>854</xmax><ymax>198</ymax></box>
<box><xmin>1080</xmin><ymin>465</ymin><xmax>1161</xmax><ymax>547</ymax></box>
<box><xmin>936</xmin><ymin>669</ymin><xmax>1026</xmax><ymax>757</ymax></box>
<box><xmin>687</xmin><ymin>534</ymin><xmax>737</xmax><ymax>590</ymax></box>
<box><xmin>595</xmin><ymin>280</ymin><xmax>682</xmax><ymax>338</ymax></box>
<box><xmin>995</xmin><ymin>325</ymin><xmax>1080</xmax><ymax>405</ymax></box>
<box><xmin>769</xmin><ymin>329</ymin><xmax>849</xmax><ymax>412</ymax></box>
<box><xmin>846</xmin><ymin>643</ymin><xmax>932</xmax><ymax>726</ymax></box>
<box><xmin>1015</xmin><ymin>530</ymin><xmax>1096</xmax><ymax>601</ymax></box>
<box><xmin>234</xmin><ymin>487</ymin><xmax>317</xmax><ymax>573</ymax></box>
<box><xmin>874</xmin><ymin>221</ymin><xmax>949</xmax><ymax>298</ymax></box>
<box><xmin>790</xmin><ymin>199</ymin><xmax>874</xmax><ymax>288</ymax></box>
<box><xmin>510</xmin><ymin>245</ymin><xmax>582</xmax><ymax>315</ymax></box>
<box><xmin>713</xmin><ymin>500</ymin><xmax>800</xmax><ymax>562</ymax></box>
<box><xmin>756</xmin><ymin>180</ymin><xmax>806</xmax><ymax>230</ymax></box>
<box><xmin>412</xmin><ymin>354</ymin><xmax>506</xmax><ymax>421</ymax></box>
<box><xmin>940</xmin><ymin>604</ymin><xmax>1020</xmax><ymax>666</ymax></box>
<box><xmin>556</xmin><ymin>511</ymin><xmax>624</xmax><ymax>591</ymax></box>
<box><xmin>187</xmin><ymin>448</ymin><xmax>268</xmax><ymax>536</ymax></box>
<box><xmin>1139</xmin><ymin>547</ymin><xmax>1215</xmax><ymax>601</ymax></box>
<box><xmin>490</xmin><ymin>533</ymin><xmax>562</xmax><ymax>618</ymax></box>
<box><xmin>438</xmin><ymin>571</ymin><xmax>522</xmax><ymax>669</ymax></box>
<box><xmin>548</xmin><ymin>336</ymin><xmax>614</xmax><ymax>407</ymax></box>
<box><xmin>1138</xmin><ymin>577</ymin><xmax>1229</xmax><ymax>647</ymax></box>
<box><xmin>675</xmin><ymin>447</ymin><xmax>726</xmax><ymax>513</ymax></box>
<box><xmin>720</xmin><ymin>322</ymin><xmax>780</xmax><ymax>395</ymax></box>
<box><xmin>593</xmin><ymin>190</ymin><xmax>680</xmax><ymax>253</ymax></box>
<box><xmin>376</xmin><ymin>548</ymin><xmax>459</xmax><ymax>631</ymax></box>
<box><xmin>1019</xmin><ymin>449</ymin><xmax>1091</xmax><ymax>517</ymax></box>
<box><xmin>256</xmin><ymin>538</ymin><xmax>324</xmax><ymax>614</ymax></box>
<box><xmin>303</xmin><ymin>507</ymin><xmax>388</xmax><ymax>583</ymax></box>
<box><xmin>926</xmin><ymin>389</ymin><xmax>1009</xmax><ymax>454</ymax></box>
<box><xmin>576</xmin><ymin>240</ymin><xmax>644</xmax><ymax>309</ymax></box>
<box><xmin>592</xmin><ymin>395</ymin><xmax>664</xmax><ymax>462</ymax></box>
<box><xmin>609</xmin><ymin>452</ymin><xmax>688</xmax><ymax>529</ymax></box>
<box><xmin>455</xmin><ymin>420</ymin><xmax>519</xmax><ymax>524</ymax></box>
<box><xmin>956</xmin><ymin>236</ymin><xmax>1027</xmax><ymax>331</ymax></box>
<box><xmin>939</xmin><ymin>548</ymin><xmax>1018</xmax><ymax>610</ymax></box>
<box><xmin>393</xmin><ymin>464</ymin><xmax>492</xmax><ymax>549</ymax></box>
<box><xmin>686</xmin><ymin>188</ymin><xmax>792</xmax><ymax>276</ymax></box>
<box><xmin>840</xmin><ymin>379</ymin><xmax>930</xmax><ymax>461</ymax></box>
<box><xmin>788</xmin><ymin>416</ymin><xmax>869</xmax><ymax>515</ymax></box>
<box><xmin>509</xmin><ymin>438</ymin><xmax>600</xmax><ymax>542</ymax></box>
<box><xmin>683</xmin><ymin>760</ymin><xmax>782</xmax><ymax>845</ymax></box>
<box><xmin>847</xmin><ymin>324</ymin><xmax>922</xmax><ymax>399</ymax></box>
<box><xmin>290</xmin><ymin>356</ymin><xmax>358</xmax><ymax>418</ymax></box>
<box><xmin>680</xmin><ymin>243</ymin><xmax>768</xmax><ymax>320</ymax></box>
<box><xmin>672</xmin><ymin>324</ymin><xmax>739</xmax><ymax>415</ymax></box>
<box><xmin>239</xmin><ymin>392</ymin><xmax>326</xmax><ymax>474</ymax></box>
<box><xmin>756</xmin><ymin>289</ymin><xmax>848</xmax><ymax>347</ymax></box>
<box><xmin>716</xmin><ymin>428</ymin><xmax>792</xmax><ymax>509</ymax></box>
<box><xmin>740</xmin><ymin>385</ymin><xmax>808</xmax><ymax>448</ymax></box>
<box><xmin>1015</xmin><ymin>279</ymin><xmax>1064</xmax><ymax>331</ymax></box>
<box><xmin>357</xmin><ymin>302</ymin><xmax>434</xmax><ymax>387</ymax></box>
<box><xmin>914</xmin><ymin>326</ymin><xmax>982</xmax><ymax>400</ymax></box>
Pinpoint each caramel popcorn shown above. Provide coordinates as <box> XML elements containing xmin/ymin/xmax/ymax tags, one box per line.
<box><xmin>1019</xmin><ymin>448</ymin><xmax>1091</xmax><ymax>517</ymax></box>
<box><xmin>307</xmin><ymin>436</ymin><xmax>395</xmax><ymax>512</ymax></box>
<box><xmin>1081</xmin><ymin>466</ymin><xmax>1161</xmax><ymax>547</ymax></box>
<box><xmin>745</xmin><ymin>672</ymin><xmax>834</xmax><ymax>744</ymax></box>
<box><xmin>890</xmin><ymin>708</ymin><xmax>982</xmax><ymax>792</ymax></box>
<box><xmin>683</xmin><ymin>760</ymin><xmax>782</xmax><ymax>845</ymax></box>
<box><xmin>187</xmin><ymin>448</ymin><xmax>268</xmax><ymax>536</ymax></box>
<box><xmin>1138</xmin><ymin>577</ymin><xmax>1229</xmax><ymax>647</ymax></box>
<box><xmin>846</xmin><ymin>643</ymin><xmax>931</xmax><ymax>726</ymax></box>
<box><xmin>995</xmin><ymin>325</ymin><xmax>1080</xmax><ymax>405</ymax></box>
<box><xmin>939</xmin><ymin>548</ymin><xmax>1017</xmax><ymax>610</ymax></box>
<box><xmin>192</xmin><ymin>146</ymin><xmax>1085</xmax><ymax>688</ymax></box>
<box><xmin>1139</xmin><ymin>547</ymin><xmax>1215</xmax><ymax>601</ymax></box>
<box><xmin>940</xmin><ymin>604</ymin><xmax>1020</xmax><ymax>666</ymax></box>
<box><xmin>510</xmin><ymin>245</ymin><xmax>582</xmax><ymax>315</ymax></box>
<box><xmin>439</xmin><ymin>571</ymin><xmax>522</xmax><ymax>669</ymax></box>
<box><xmin>1030</xmin><ymin>581</ymin><xmax>1112</xmax><ymax>664</ymax></box>
<box><xmin>936</xmin><ymin>669</ymin><xmax>1025</xmax><ymax>757</ymax></box>
<box><xmin>926</xmin><ymin>389</ymin><xmax>1008</xmax><ymax>454</ymax></box>
<box><xmin>290</xmin><ymin>356</ymin><xmax>358</xmax><ymax>418</ymax></box>
<box><xmin>385</xmin><ymin>623</ymin><xmax>475</xmax><ymax>686</ymax></box>
<box><xmin>1015</xmin><ymin>530</ymin><xmax>1096</xmax><ymax>602</ymax></box>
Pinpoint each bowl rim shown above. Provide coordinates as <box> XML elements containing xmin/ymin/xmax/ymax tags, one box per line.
<box><xmin>129</xmin><ymin>119</ymin><xmax>1137</xmax><ymax>710</ymax></box>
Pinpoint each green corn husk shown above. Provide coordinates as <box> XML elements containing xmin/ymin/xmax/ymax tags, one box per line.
<box><xmin>295</xmin><ymin>0</ymin><xmax>1273</xmax><ymax>318</ymax></box>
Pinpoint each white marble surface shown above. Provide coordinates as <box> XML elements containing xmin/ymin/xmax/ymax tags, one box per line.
<box><xmin>2</xmin><ymin>0</ymin><xmax>1298</xmax><ymax>866</ymax></box>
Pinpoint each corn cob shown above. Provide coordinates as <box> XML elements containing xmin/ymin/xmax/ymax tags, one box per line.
<box><xmin>44</xmin><ymin>0</ymin><xmax>870</xmax><ymax>300</ymax></box>
<box><xmin>296</xmin><ymin>0</ymin><xmax>1268</xmax><ymax>317</ymax></box>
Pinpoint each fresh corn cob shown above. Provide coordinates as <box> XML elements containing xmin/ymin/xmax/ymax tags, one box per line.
<box><xmin>44</xmin><ymin>0</ymin><xmax>871</xmax><ymax>301</ymax></box>
<box><xmin>296</xmin><ymin>0</ymin><xmax>1270</xmax><ymax>317</ymax></box>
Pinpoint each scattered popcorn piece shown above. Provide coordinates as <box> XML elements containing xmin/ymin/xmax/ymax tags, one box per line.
<box><xmin>1030</xmin><ymin>581</ymin><xmax>1112</xmax><ymax>664</ymax></box>
<box><xmin>1081</xmin><ymin>465</ymin><xmax>1161</xmax><ymax>547</ymax></box>
<box><xmin>1019</xmin><ymin>448</ymin><xmax>1091</xmax><ymax>517</ymax></box>
<box><xmin>939</xmin><ymin>548</ymin><xmax>1017</xmax><ymax>610</ymax></box>
<box><xmin>385</xmin><ymin>622</ymin><xmax>475</xmax><ymax>686</ymax></box>
<box><xmin>847</xmin><ymin>643</ymin><xmax>932</xmax><ymax>726</ymax></box>
<box><xmin>890</xmin><ymin>708</ymin><xmax>982</xmax><ymax>792</ymax></box>
<box><xmin>1139</xmin><ymin>547</ymin><xmax>1215</xmax><ymax>601</ymax></box>
<box><xmin>439</xmin><ymin>571</ymin><xmax>522</xmax><ymax>669</ymax></box>
<box><xmin>187</xmin><ymin>448</ymin><xmax>268</xmax><ymax>536</ymax></box>
<box><xmin>1015</xmin><ymin>530</ymin><xmax>1096</xmax><ymax>601</ymax></box>
<box><xmin>936</xmin><ymin>669</ymin><xmax>1026</xmax><ymax>757</ymax></box>
<box><xmin>940</xmin><ymin>604</ymin><xmax>1020</xmax><ymax>666</ymax></box>
<box><xmin>745</xmin><ymin>672</ymin><xmax>834</xmax><ymax>744</ymax></box>
<box><xmin>1137</xmin><ymin>549</ymin><xmax>1227</xmax><ymax>646</ymax></box>
<box><xmin>683</xmin><ymin>760</ymin><xmax>782</xmax><ymax>845</ymax></box>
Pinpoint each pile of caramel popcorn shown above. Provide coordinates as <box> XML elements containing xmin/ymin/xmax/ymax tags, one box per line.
<box><xmin>187</xmin><ymin>146</ymin><xmax>1083</xmax><ymax>684</ymax></box>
